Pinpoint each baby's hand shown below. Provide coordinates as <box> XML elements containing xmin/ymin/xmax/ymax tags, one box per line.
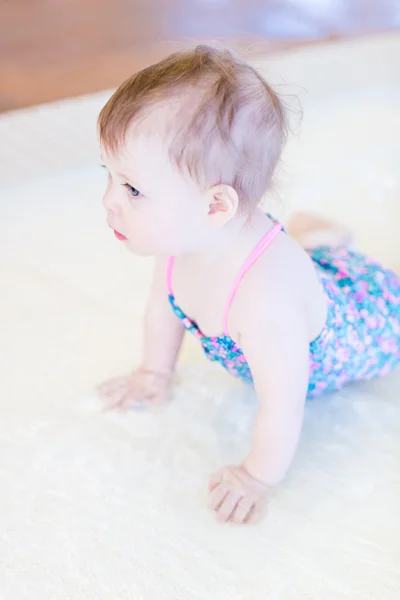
<box><xmin>209</xmin><ymin>465</ymin><xmax>269</xmax><ymax>525</ymax></box>
<box><xmin>97</xmin><ymin>368</ymin><xmax>172</xmax><ymax>411</ymax></box>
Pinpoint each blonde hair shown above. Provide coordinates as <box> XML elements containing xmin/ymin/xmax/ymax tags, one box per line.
<box><xmin>98</xmin><ymin>45</ymin><xmax>287</xmax><ymax>206</ymax></box>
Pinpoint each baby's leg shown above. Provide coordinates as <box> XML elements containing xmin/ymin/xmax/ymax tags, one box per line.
<box><xmin>287</xmin><ymin>212</ymin><xmax>354</xmax><ymax>249</ymax></box>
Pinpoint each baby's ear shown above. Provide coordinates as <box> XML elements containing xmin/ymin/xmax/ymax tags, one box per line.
<box><xmin>207</xmin><ymin>184</ymin><xmax>239</xmax><ymax>226</ymax></box>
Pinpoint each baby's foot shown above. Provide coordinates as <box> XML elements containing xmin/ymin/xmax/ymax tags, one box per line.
<box><xmin>288</xmin><ymin>212</ymin><xmax>354</xmax><ymax>249</ymax></box>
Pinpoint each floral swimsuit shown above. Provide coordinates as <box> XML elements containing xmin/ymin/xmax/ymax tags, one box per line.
<box><xmin>167</xmin><ymin>219</ymin><xmax>400</xmax><ymax>398</ymax></box>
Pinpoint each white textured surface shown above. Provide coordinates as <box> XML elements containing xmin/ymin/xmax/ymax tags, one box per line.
<box><xmin>0</xmin><ymin>91</ymin><xmax>111</xmax><ymax>187</ymax></box>
<box><xmin>1</xmin><ymin>34</ymin><xmax>400</xmax><ymax>599</ymax></box>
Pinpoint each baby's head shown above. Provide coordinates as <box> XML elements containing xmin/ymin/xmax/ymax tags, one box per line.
<box><xmin>99</xmin><ymin>45</ymin><xmax>286</xmax><ymax>256</ymax></box>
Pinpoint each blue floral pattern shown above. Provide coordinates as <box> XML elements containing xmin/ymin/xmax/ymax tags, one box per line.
<box><xmin>169</xmin><ymin>246</ymin><xmax>400</xmax><ymax>398</ymax></box>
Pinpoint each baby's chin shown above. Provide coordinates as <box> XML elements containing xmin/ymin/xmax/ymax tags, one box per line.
<box><xmin>125</xmin><ymin>242</ymin><xmax>151</xmax><ymax>257</ymax></box>
<box><xmin>125</xmin><ymin>240</ymin><xmax>170</xmax><ymax>258</ymax></box>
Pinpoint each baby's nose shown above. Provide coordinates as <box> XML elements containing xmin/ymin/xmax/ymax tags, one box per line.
<box><xmin>102</xmin><ymin>192</ymin><xmax>121</xmax><ymax>215</ymax></box>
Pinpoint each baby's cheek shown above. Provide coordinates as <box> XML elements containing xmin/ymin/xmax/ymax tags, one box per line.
<box><xmin>142</xmin><ymin>225</ymin><xmax>174</xmax><ymax>255</ymax></box>
<box><xmin>123</xmin><ymin>225</ymin><xmax>154</xmax><ymax>255</ymax></box>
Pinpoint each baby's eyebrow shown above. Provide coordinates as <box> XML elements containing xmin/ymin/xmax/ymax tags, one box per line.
<box><xmin>99</xmin><ymin>156</ymin><xmax>140</xmax><ymax>186</ymax></box>
<box><xmin>118</xmin><ymin>170</ymin><xmax>144</xmax><ymax>191</ymax></box>
<box><xmin>117</xmin><ymin>171</ymin><xmax>136</xmax><ymax>182</ymax></box>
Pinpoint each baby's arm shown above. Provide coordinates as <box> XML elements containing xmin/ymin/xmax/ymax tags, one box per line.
<box><xmin>141</xmin><ymin>257</ymin><xmax>185</xmax><ymax>375</ymax></box>
<box><xmin>240</xmin><ymin>291</ymin><xmax>309</xmax><ymax>485</ymax></box>
<box><xmin>209</xmin><ymin>279</ymin><xmax>309</xmax><ymax>523</ymax></box>
<box><xmin>98</xmin><ymin>258</ymin><xmax>185</xmax><ymax>409</ymax></box>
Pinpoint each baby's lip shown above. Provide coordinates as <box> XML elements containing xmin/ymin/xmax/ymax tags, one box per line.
<box><xmin>113</xmin><ymin>229</ymin><xmax>128</xmax><ymax>241</ymax></box>
<box><xmin>107</xmin><ymin>222</ymin><xmax>127</xmax><ymax>241</ymax></box>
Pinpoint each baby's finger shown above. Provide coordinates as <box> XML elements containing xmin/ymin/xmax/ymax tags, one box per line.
<box><xmin>96</xmin><ymin>383</ymin><xmax>113</xmax><ymax>398</ymax></box>
<box><xmin>117</xmin><ymin>391</ymin><xmax>148</xmax><ymax>411</ymax></box>
<box><xmin>208</xmin><ymin>468</ymin><xmax>225</xmax><ymax>492</ymax></box>
<box><xmin>209</xmin><ymin>484</ymin><xmax>229</xmax><ymax>512</ymax></box>
<box><xmin>102</xmin><ymin>387</ymin><xmax>130</xmax><ymax>411</ymax></box>
<box><xmin>231</xmin><ymin>497</ymin><xmax>255</xmax><ymax>525</ymax></box>
<box><xmin>148</xmin><ymin>390</ymin><xmax>169</xmax><ymax>407</ymax></box>
<box><xmin>244</xmin><ymin>501</ymin><xmax>266</xmax><ymax>525</ymax></box>
<box><xmin>103</xmin><ymin>395</ymin><xmax>127</xmax><ymax>412</ymax></box>
<box><xmin>216</xmin><ymin>491</ymin><xmax>241</xmax><ymax>523</ymax></box>
<box><xmin>97</xmin><ymin>378</ymin><xmax>125</xmax><ymax>398</ymax></box>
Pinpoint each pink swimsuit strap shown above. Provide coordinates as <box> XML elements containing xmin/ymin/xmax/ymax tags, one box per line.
<box><xmin>166</xmin><ymin>256</ymin><xmax>175</xmax><ymax>296</ymax></box>
<box><xmin>222</xmin><ymin>221</ymin><xmax>282</xmax><ymax>335</ymax></box>
<box><xmin>166</xmin><ymin>221</ymin><xmax>283</xmax><ymax>336</ymax></box>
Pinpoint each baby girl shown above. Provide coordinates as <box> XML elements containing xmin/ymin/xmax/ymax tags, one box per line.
<box><xmin>97</xmin><ymin>46</ymin><xmax>400</xmax><ymax>524</ymax></box>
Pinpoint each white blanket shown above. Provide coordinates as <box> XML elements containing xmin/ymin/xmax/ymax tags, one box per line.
<box><xmin>1</xmin><ymin>33</ymin><xmax>399</xmax><ymax>599</ymax></box>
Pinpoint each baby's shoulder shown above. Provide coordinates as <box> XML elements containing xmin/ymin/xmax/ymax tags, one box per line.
<box><xmin>231</xmin><ymin>232</ymin><xmax>326</xmax><ymax>338</ymax></box>
<box><xmin>242</xmin><ymin>231</ymin><xmax>314</xmax><ymax>297</ymax></box>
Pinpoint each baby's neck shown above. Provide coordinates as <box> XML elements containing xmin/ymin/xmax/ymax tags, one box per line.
<box><xmin>183</xmin><ymin>208</ymin><xmax>272</xmax><ymax>268</ymax></box>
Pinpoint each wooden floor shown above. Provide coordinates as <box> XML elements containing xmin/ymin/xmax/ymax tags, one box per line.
<box><xmin>0</xmin><ymin>0</ymin><xmax>398</xmax><ymax>112</ymax></box>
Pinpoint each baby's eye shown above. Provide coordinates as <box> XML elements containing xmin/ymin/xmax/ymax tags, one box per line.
<box><xmin>124</xmin><ymin>183</ymin><xmax>141</xmax><ymax>198</ymax></box>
